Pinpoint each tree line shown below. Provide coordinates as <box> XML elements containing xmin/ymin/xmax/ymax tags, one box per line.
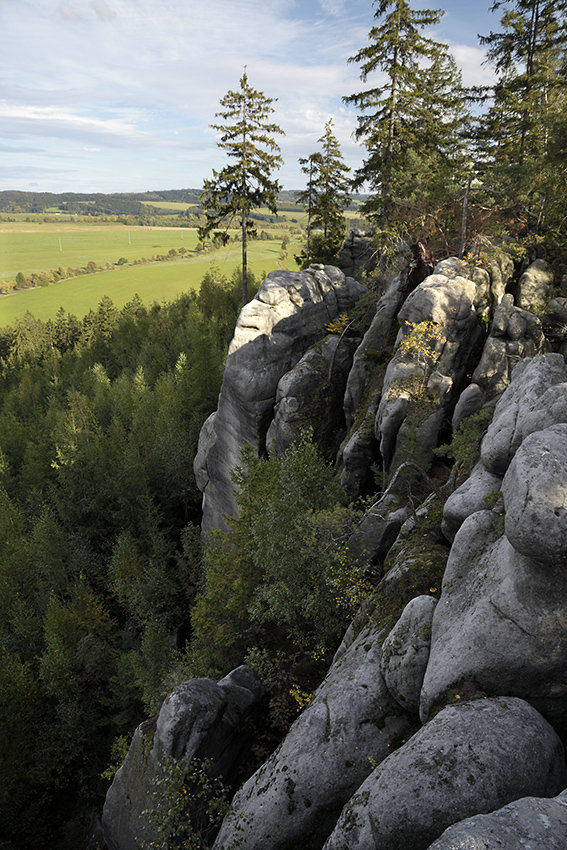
<box><xmin>199</xmin><ymin>0</ymin><xmax>567</xmax><ymax>304</ymax></box>
<box><xmin>0</xmin><ymin>267</ymin><xmax>253</xmax><ymax>848</ymax></box>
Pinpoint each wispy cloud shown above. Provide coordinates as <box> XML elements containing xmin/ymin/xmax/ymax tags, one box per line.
<box><xmin>90</xmin><ymin>0</ymin><xmax>116</xmax><ymax>21</ymax></box>
<box><xmin>0</xmin><ymin>0</ymin><xmax>497</xmax><ymax>192</ymax></box>
<box><xmin>57</xmin><ymin>3</ymin><xmax>83</xmax><ymax>22</ymax></box>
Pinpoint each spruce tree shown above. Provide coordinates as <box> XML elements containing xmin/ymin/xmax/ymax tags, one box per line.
<box><xmin>477</xmin><ymin>0</ymin><xmax>567</xmax><ymax>236</ymax></box>
<box><xmin>199</xmin><ymin>72</ymin><xmax>284</xmax><ymax>305</ymax></box>
<box><xmin>296</xmin><ymin>120</ymin><xmax>351</xmax><ymax>265</ymax></box>
<box><xmin>344</xmin><ymin>1</ymin><xmax>469</xmax><ymax>245</ymax></box>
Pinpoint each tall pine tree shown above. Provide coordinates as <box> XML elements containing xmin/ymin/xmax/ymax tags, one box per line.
<box><xmin>296</xmin><ymin>120</ymin><xmax>351</xmax><ymax>265</ymax></box>
<box><xmin>344</xmin><ymin>1</ymin><xmax>469</xmax><ymax>248</ymax></box>
<box><xmin>477</xmin><ymin>0</ymin><xmax>567</xmax><ymax>236</ymax></box>
<box><xmin>199</xmin><ymin>72</ymin><xmax>284</xmax><ymax>305</ymax></box>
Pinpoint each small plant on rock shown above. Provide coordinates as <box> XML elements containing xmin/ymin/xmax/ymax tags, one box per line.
<box><xmin>142</xmin><ymin>756</ymin><xmax>230</xmax><ymax>850</ymax></box>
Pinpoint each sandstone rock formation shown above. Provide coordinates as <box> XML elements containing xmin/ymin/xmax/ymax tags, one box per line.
<box><xmin>337</xmin><ymin>227</ymin><xmax>377</xmax><ymax>278</ymax></box>
<box><xmin>379</xmin><ymin>595</ymin><xmax>437</xmax><ymax>714</ymax></box>
<box><xmin>195</xmin><ymin>266</ymin><xmax>366</xmax><ymax>535</ymax></box>
<box><xmin>428</xmin><ymin>790</ymin><xmax>567</xmax><ymax>850</ymax></box>
<box><xmin>323</xmin><ymin>698</ymin><xmax>566</xmax><ymax>850</ymax></box>
<box><xmin>107</xmin><ymin>245</ymin><xmax>567</xmax><ymax>850</ymax></box>
<box><xmin>451</xmin><ymin>292</ymin><xmax>548</xmax><ymax>428</ymax></box>
<box><xmin>212</xmin><ymin>624</ymin><xmax>417</xmax><ymax>850</ymax></box>
<box><xmin>516</xmin><ymin>257</ymin><xmax>554</xmax><ymax>312</ymax></box>
<box><xmin>266</xmin><ymin>334</ymin><xmax>357</xmax><ymax>460</ymax></box>
<box><xmin>101</xmin><ymin>666</ymin><xmax>266</xmax><ymax>850</ymax></box>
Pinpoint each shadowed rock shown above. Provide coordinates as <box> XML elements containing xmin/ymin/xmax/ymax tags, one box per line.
<box><xmin>212</xmin><ymin>624</ymin><xmax>417</xmax><ymax>850</ymax></box>
<box><xmin>428</xmin><ymin>790</ymin><xmax>567</xmax><ymax>850</ymax></box>
<box><xmin>323</xmin><ymin>697</ymin><xmax>566</xmax><ymax>850</ymax></box>
<box><xmin>101</xmin><ymin>666</ymin><xmax>266</xmax><ymax>850</ymax></box>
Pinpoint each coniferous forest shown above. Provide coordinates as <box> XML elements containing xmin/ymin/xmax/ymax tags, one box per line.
<box><xmin>0</xmin><ymin>269</ymin><xmax>250</xmax><ymax>848</ymax></box>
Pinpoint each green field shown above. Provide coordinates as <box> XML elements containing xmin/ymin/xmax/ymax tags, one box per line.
<box><xmin>0</xmin><ymin>222</ymin><xmax>202</xmax><ymax>280</ymax></box>
<box><xmin>0</xmin><ymin>224</ymin><xmax>303</xmax><ymax>326</ymax></box>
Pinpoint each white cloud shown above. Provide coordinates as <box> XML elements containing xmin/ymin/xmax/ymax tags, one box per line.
<box><xmin>90</xmin><ymin>0</ymin><xmax>116</xmax><ymax>21</ymax></box>
<box><xmin>0</xmin><ymin>0</ymin><xmax>496</xmax><ymax>192</ymax></box>
<box><xmin>57</xmin><ymin>3</ymin><xmax>83</xmax><ymax>22</ymax></box>
<box><xmin>318</xmin><ymin>0</ymin><xmax>346</xmax><ymax>17</ymax></box>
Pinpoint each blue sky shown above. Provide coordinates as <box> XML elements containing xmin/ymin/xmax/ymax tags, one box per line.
<box><xmin>0</xmin><ymin>0</ymin><xmax>499</xmax><ymax>194</ymax></box>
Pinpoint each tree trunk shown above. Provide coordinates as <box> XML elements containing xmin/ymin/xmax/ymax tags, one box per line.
<box><xmin>242</xmin><ymin>207</ymin><xmax>248</xmax><ymax>306</ymax></box>
<box><xmin>459</xmin><ymin>174</ymin><xmax>473</xmax><ymax>259</ymax></box>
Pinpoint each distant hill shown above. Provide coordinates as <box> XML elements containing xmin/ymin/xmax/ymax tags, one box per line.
<box><xmin>0</xmin><ymin>189</ymin><xmax>368</xmax><ymax>215</ymax></box>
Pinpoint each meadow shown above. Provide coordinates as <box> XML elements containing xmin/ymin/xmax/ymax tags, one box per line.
<box><xmin>0</xmin><ymin>219</ymin><xmax>303</xmax><ymax>326</ymax></box>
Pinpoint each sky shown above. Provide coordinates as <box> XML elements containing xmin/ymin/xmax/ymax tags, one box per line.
<box><xmin>0</xmin><ymin>0</ymin><xmax>500</xmax><ymax>195</ymax></box>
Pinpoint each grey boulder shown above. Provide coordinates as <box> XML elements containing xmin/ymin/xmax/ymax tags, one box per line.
<box><xmin>441</xmin><ymin>460</ymin><xmax>503</xmax><ymax>542</ymax></box>
<box><xmin>517</xmin><ymin>258</ymin><xmax>554</xmax><ymax>312</ymax></box>
<box><xmin>427</xmin><ymin>790</ymin><xmax>567</xmax><ymax>850</ymax></box>
<box><xmin>380</xmin><ymin>595</ymin><xmax>437</xmax><ymax>713</ymax></box>
<box><xmin>452</xmin><ymin>295</ymin><xmax>547</xmax><ymax>428</ymax></box>
<box><xmin>420</xmin><ymin>510</ymin><xmax>567</xmax><ymax>725</ymax></box>
<box><xmin>502</xmin><ymin>424</ymin><xmax>567</xmax><ymax>565</ymax></box>
<box><xmin>101</xmin><ymin>666</ymin><xmax>266</xmax><ymax>850</ymax></box>
<box><xmin>212</xmin><ymin>625</ymin><xmax>416</xmax><ymax>850</ymax></box>
<box><xmin>323</xmin><ymin>697</ymin><xmax>566</xmax><ymax>850</ymax></box>
<box><xmin>480</xmin><ymin>353</ymin><xmax>567</xmax><ymax>475</ymax></box>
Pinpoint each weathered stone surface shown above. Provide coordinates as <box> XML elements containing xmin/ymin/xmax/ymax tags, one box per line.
<box><xmin>195</xmin><ymin>266</ymin><xmax>366</xmax><ymax>534</ymax></box>
<box><xmin>266</xmin><ymin>334</ymin><xmax>356</xmax><ymax>460</ymax></box>
<box><xmin>398</xmin><ymin>273</ymin><xmax>478</xmax><ymax>326</ymax></box>
<box><xmin>347</xmin><ymin>504</ymin><xmax>412</xmax><ymax>572</ymax></box>
<box><xmin>193</xmin><ymin>411</ymin><xmax>216</xmax><ymax>491</ymax></box>
<box><xmin>339</xmin><ymin>396</ymin><xmax>381</xmax><ymax>498</ymax></box>
<box><xmin>441</xmin><ymin>460</ymin><xmax>503</xmax><ymax>542</ymax></box>
<box><xmin>480</xmin><ymin>353</ymin><xmax>567</xmax><ymax>475</ymax></box>
<box><xmin>343</xmin><ymin>275</ymin><xmax>403</xmax><ymax>429</ymax></box>
<box><xmin>502</xmin><ymin>424</ymin><xmax>567</xmax><ymax>565</ymax></box>
<box><xmin>375</xmin><ymin>273</ymin><xmax>482</xmax><ymax>471</ymax></box>
<box><xmin>517</xmin><ymin>258</ymin><xmax>554</xmax><ymax>312</ymax></box>
<box><xmin>487</xmin><ymin>246</ymin><xmax>515</xmax><ymax>305</ymax></box>
<box><xmin>427</xmin><ymin>790</ymin><xmax>567</xmax><ymax>850</ymax></box>
<box><xmin>337</xmin><ymin>227</ymin><xmax>377</xmax><ymax>279</ymax></box>
<box><xmin>323</xmin><ymin>697</ymin><xmax>566</xmax><ymax>850</ymax></box>
<box><xmin>541</xmin><ymin>296</ymin><xmax>567</xmax><ymax>349</ymax></box>
<box><xmin>420</xmin><ymin>510</ymin><xmax>567</xmax><ymax>725</ymax></box>
<box><xmin>433</xmin><ymin>257</ymin><xmax>491</xmax><ymax>309</ymax></box>
<box><xmin>452</xmin><ymin>295</ymin><xmax>548</xmax><ymax>428</ymax></box>
<box><xmin>101</xmin><ymin>667</ymin><xmax>266</xmax><ymax>850</ymax></box>
<box><xmin>380</xmin><ymin>595</ymin><xmax>437</xmax><ymax>713</ymax></box>
<box><xmin>212</xmin><ymin>625</ymin><xmax>417</xmax><ymax>850</ymax></box>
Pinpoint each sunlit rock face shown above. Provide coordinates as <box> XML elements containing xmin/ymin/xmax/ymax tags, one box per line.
<box><xmin>194</xmin><ymin>266</ymin><xmax>366</xmax><ymax>536</ymax></box>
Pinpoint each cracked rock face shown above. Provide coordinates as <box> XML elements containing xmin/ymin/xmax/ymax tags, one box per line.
<box><xmin>419</xmin><ymin>509</ymin><xmax>567</xmax><ymax>725</ymax></box>
<box><xmin>212</xmin><ymin>624</ymin><xmax>417</xmax><ymax>850</ymax></box>
<box><xmin>194</xmin><ymin>266</ymin><xmax>366</xmax><ymax>535</ymax></box>
<box><xmin>322</xmin><ymin>697</ymin><xmax>566</xmax><ymax>850</ymax></box>
<box><xmin>427</xmin><ymin>789</ymin><xmax>567</xmax><ymax>850</ymax></box>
